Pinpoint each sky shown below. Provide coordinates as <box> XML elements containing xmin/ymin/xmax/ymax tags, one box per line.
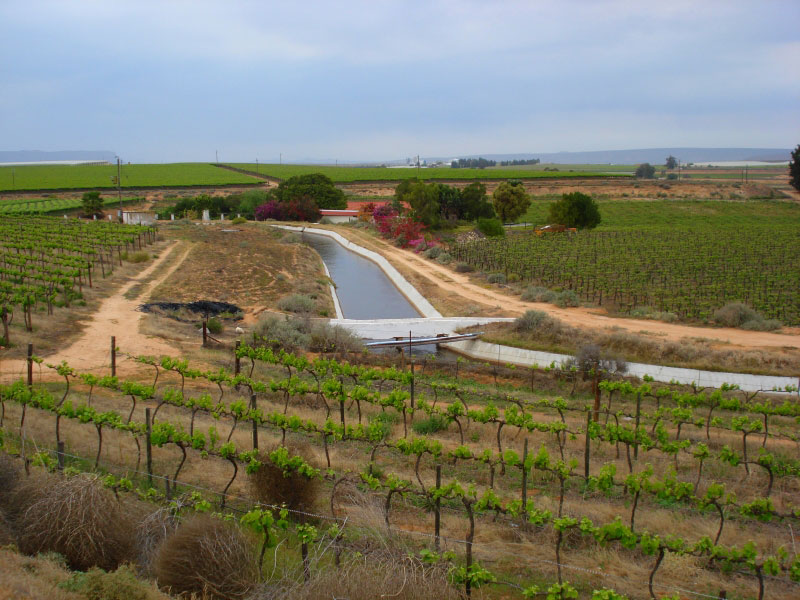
<box><xmin>1</xmin><ymin>0</ymin><xmax>798</xmax><ymax>163</ymax></box>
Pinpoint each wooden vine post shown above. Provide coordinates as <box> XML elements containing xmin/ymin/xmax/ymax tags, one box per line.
<box><xmin>57</xmin><ymin>440</ymin><xmax>65</xmax><ymax>471</ymax></box>
<box><xmin>202</xmin><ymin>320</ymin><xmax>207</xmax><ymax>347</ymax></box>
<box><xmin>111</xmin><ymin>336</ymin><xmax>116</xmax><ymax>377</ymax></box>
<box><xmin>26</xmin><ymin>343</ymin><xmax>33</xmax><ymax>387</ymax></box>
<box><xmin>521</xmin><ymin>438</ymin><xmax>529</xmax><ymax>508</ymax></box>
<box><xmin>584</xmin><ymin>410</ymin><xmax>592</xmax><ymax>480</ymax></box>
<box><xmin>434</xmin><ymin>464</ymin><xmax>442</xmax><ymax>551</ymax></box>
<box><xmin>251</xmin><ymin>394</ymin><xmax>258</xmax><ymax>450</ymax></box>
<box><xmin>234</xmin><ymin>340</ymin><xmax>241</xmax><ymax>376</ymax></box>
<box><xmin>634</xmin><ymin>392</ymin><xmax>642</xmax><ymax>460</ymax></box>
<box><xmin>462</xmin><ymin>497</ymin><xmax>476</xmax><ymax>599</ymax></box>
<box><xmin>145</xmin><ymin>408</ymin><xmax>153</xmax><ymax>486</ymax></box>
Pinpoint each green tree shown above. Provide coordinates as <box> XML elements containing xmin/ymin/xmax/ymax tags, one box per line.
<box><xmin>404</xmin><ymin>182</ymin><xmax>440</xmax><ymax>227</ymax></box>
<box><xmin>81</xmin><ymin>191</ymin><xmax>104</xmax><ymax>217</ymax></box>
<box><xmin>790</xmin><ymin>145</ymin><xmax>800</xmax><ymax>192</ymax></box>
<box><xmin>393</xmin><ymin>178</ymin><xmax>420</xmax><ymax>213</ymax></box>
<box><xmin>635</xmin><ymin>163</ymin><xmax>656</xmax><ymax>179</ymax></box>
<box><xmin>665</xmin><ymin>156</ymin><xmax>677</xmax><ymax>169</ymax></box>
<box><xmin>275</xmin><ymin>173</ymin><xmax>346</xmax><ymax>209</ymax></box>
<box><xmin>491</xmin><ymin>181</ymin><xmax>530</xmax><ymax>223</ymax></box>
<box><xmin>436</xmin><ymin>183</ymin><xmax>463</xmax><ymax>221</ymax></box>
<box><xmin>460</xmin><ymin>182</ymin><xmax>495</xmax><ymax>220</ymax></box>
<box><xmin>548</xmin><ymin>192</ymin><xmax>601</xmax><ymax>229</ymax></box>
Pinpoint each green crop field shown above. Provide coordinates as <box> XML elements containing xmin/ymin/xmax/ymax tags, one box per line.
<box><xmin>225</xmin><ymin>163</ymin><xmax>630</xmax><ymax>182</ymax></box>
<box><xmin>487</xmin><ymin>163</ymin><xmax>637</xmax><ymax>173</ymax></box>
<box><xmin>0</xmin><ymin>196</ymin><xmax>135</xmax><ymax>215</ymax></box>
<box><xmin>0</xmin><ymin>163</ymin><xmax>261</xmax><ymax>192</ymax></box>
<box><xmin>457</xmin><ymin>199</ymin><xmax>800</xmax><ymax>324</ymax></box>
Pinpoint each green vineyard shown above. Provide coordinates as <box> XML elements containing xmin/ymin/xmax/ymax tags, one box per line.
<box><xmin>1</xmin><ymin>341</ymin><xmax>798</xmax><ymax>599</ymax></box>
<box><xmin>452</xmin><ymin>227</ymin><xmax>800</xmax><ymax>324</ymax></box>
<box><xmin>0</xmin><ymin>216</ymin><xmax>156</xmax><ymax>343</ymax></box>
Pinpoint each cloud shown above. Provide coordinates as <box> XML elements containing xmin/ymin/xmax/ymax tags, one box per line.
<box><xmin>1</xmin><ymin>1</ymin><xmax>797</xmax><ymax>161</ymax></box>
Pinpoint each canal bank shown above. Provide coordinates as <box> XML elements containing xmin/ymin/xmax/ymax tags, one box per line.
<box><xmin>272</xmin><ymin>224</ymin><xmax>799</xmax><ymax>394</ymax></box>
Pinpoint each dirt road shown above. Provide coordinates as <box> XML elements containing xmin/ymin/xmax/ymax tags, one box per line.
<box><xmin>0</xmin><ymin>242</ymin><xmax>192</xmax><ymax>381</ymax></box>
<box><xmin>329</xmin><ymin>227</ymin><xmax>800</xmax><ymax>351</ymax></box>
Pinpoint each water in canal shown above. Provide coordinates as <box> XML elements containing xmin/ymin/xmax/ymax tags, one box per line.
<box><xmin>302</xmin><ymin>232</ymin><xmax>421</xmax><ymax>320</ymax></box>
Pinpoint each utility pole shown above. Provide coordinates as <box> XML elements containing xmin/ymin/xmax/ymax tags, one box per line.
<box><xmin>215</xmin><ymin>150</ymin><xmax>218</xmax><ymax>164</ymax></box>
<box><xmin>116</xmin><ymin>157</ymin><xmax>122</xmax><ymax>204</ymax></box>
<box><xmin>256</xmin><ymin>158</ymin><xmax>259</xmax><ymax>174</ymax></box>
<box><xmin>279</xmin><ymin>152</ymin><xmax>282</xmax><ymax>165</ymax></box>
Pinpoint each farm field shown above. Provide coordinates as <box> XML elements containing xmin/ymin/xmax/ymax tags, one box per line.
<box><xmin>1</xmin><ymin>340</ymin><xmax>798</xmax><ymax>600</ymax></box>
<box><xmin>487</xmin><ymin>163</ymin><xmax>637</xmax><ymax>173</ymax></box>
<box><xmin>0</xmin><ymin>163</ymin><xmax>261</xmax><ymax>192</ymax></box>
<box><xmin>0</xmin><ymin>194</ymin><xmax>133</xmax><ymax>215</ymax></box>
<box><xmin>452</xmin><ymin>220</ymin><xmax>800</xmax><ymax>325</ymax></box>
<box><xmin>0</xmin><ymin>214</ymin><xmax>798</xmax><ymax>600</ymax></box>
<box><xmin>225</xmin><ymin>163</ymin><xmax>630</xmax><ymax>182</ymax></box>
<box><xmin>516</xmin><ymin>198</ymin><xmax>800</xmax><ymax>230</ymax></box>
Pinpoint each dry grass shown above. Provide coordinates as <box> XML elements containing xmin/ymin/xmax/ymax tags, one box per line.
<box><xmin>478</xmin><ymin>320</ymin><xmax>800</xmax><ymax>376</ymax></box>
<box><xmin>154</xmin><ymin>514</ymin><xmax>259</xmax><ymax>599</ymax></box>
<box><xmin>151</xmin><ymin>223</ymin><xmax>334</xmax><ymax>318</ymax></box>
<box><xmin>2</xmin><ymin>349</ymin><xmax>798</xmax><ymax>599</ymax></box>
<box><xmin>12</xmin><ymin>473</ymin><xmax>137</xmax><ymax>571</ymax></box>
<box><xmin>0</xmin><ymin>547</ymin><xmax>84</xmax><ymax>600</ymax></box>
<box><xmin>250</xmin><ymin>553</ymin><xmax>460</xmax><ymax>600</ymax></box>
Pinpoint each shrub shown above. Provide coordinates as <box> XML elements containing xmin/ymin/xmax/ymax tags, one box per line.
<box><xmin>741</xmin><ymin>318</ymin><xmax>782</xmax><ymax>331</ymax></box>
<box><xmin>487</xmin><ymin>273</ymin><xmax>506</xmax><ymax>284</ymax></box>
<box><xmin>454</xmin><ymin>262</ymin><xmax>474</xmax><ymax>273</ymax></box>
<box><xmin>231</xmin><ymin>216</ymin><xmax>247</xmax><ymax>224</ymax></box>
<box><xmin>14</xmin><ymin>474</ymin><xmax>136</xmax><ymax>571</ymax></box>
<box><xmin>435</xmin><ymin>252</ymin><xmax>452</xmax><ymax>265</ymax></box>
<box><xmin>424</xmin><ymin>246</ymin><xmax>442</xmax><ymax>259</ymax></box>
<box><xmin>514</xmin><ymin>310</ymin><xmax>563</xmax><ymax>338</ymax></box>
<box><xmin>277</xmin><ymin>294</ymin><xmax>316</xmax><ymax>314</ymax></box>
<box><xmin>254</xmin><ymin>316</ymin><xmax>311</xmax><ymax>352</ymax></box>
<box><xmin>554</xmin><ymin>290</ymin><xmax>580</xmax><ymax>307</ymax></box>
<box><xmin>125</xmin><ymin>251</ymin><xmax>150</xmax><ymax>263</ymax></box>
<box><xmin>476</xmin><ymin>217</ymin><xmax>505</xmax><ymax>237</ymax></box>
<box><xmin>308</xmin><ymin>322</ymin><xmax>364</xmax><ymax>354</ymax></box>
<box><xmin>64</xmin><ymin>565</ymin><xmax>166</xmax><ymax>600</ymax></box>
<box><xmin>521</xmin><ymin>285</ymin><xmax>556</xmax><ymax>303</ymax></box>
<box><xmin>249</xmin><ymin>445</ymin><xmax>320</xmax><ymax>519</ymax></box>
<box><xmin>136</xmin><ymin>507</ymin><xmax>177</xmax><ymax>577</ymax></box>
<box><xmin>713</xmin><ymin>302</ymin><xmax>760</xmax><ymax>327</ymax></box>
<box><xmin>411</xmin><ymin>414</ymin><xmax>449</xmax><ymax>435</ymax></box>
<box><xmin>206</xmin><ymin>317</ymin><xmax>223</xmax><ymax>334</ymax></box>
<box><xmin>155</xmin><ymin>515</ymin><xmax>258</xmax><ymax>600</ymax></box>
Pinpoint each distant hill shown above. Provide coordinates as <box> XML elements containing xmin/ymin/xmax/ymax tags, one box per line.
<box><xmin>0</xmin><ymin>150</ymin><xmax>117</xmax><ymax>164</ymax></box>
<box><xmin>424</xmin><ymin>148</ymin><xmax>792</xmax><ymax>165</ymax></box>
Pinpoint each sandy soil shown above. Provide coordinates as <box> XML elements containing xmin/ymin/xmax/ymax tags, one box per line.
<box><xmin>326</xmin><ymin>226</ymin><xmax>800</xmax><ymax>351</ymax></box>
<box><xmin>0</xmin><ymin>242</ymin><xmax>191</xmax><ymax>380</ymax></box>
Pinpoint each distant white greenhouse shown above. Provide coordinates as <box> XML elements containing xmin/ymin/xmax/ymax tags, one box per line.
<box><xmin>0</xmin><ymin>160</ymin><xmax>111</xmax><ymax>167</ymax></box>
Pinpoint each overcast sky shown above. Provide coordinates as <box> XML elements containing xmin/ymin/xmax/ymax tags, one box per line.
<box><xmin>1</xmin><ymin>0</ymin><xmax>798</xmax><ymax>163</ymax></box>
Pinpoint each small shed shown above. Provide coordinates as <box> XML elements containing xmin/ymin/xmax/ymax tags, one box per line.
<box><xmin>319</xmin><ymin>209</ymin><xmax>358</xmax><ymax>224</ymax></box>
<box><xmin>122</xmin><ymin>211</ymin><xmax>157</xmax><ymax>226</ymax></box>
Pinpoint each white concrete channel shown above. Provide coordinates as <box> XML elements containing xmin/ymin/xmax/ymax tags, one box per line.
<box><xmin>272</xmin><ymin>225</ymin><xmax>799</xmax><ymax>394</ymax></box>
